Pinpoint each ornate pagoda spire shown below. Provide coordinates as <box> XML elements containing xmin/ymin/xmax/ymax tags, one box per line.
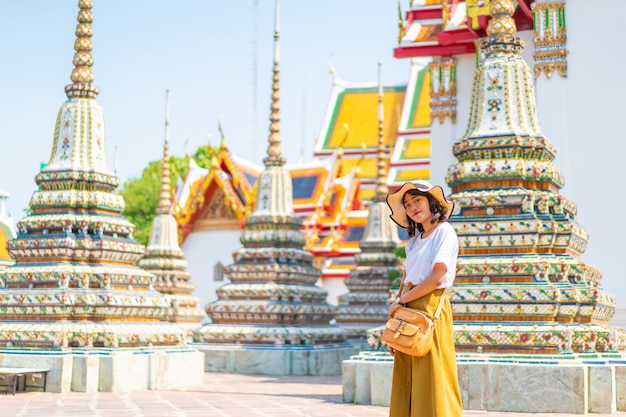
<box><xmin>445</xmin><ymin>0</ymin><xmax>623</xmax><ymax>354</ymax></box>
<box><xmin>0</xmin><ymin>0</ymin><xmax>184</xmax><ymax>350</ymax></box>
<box><xmin>157</xmin><ymin>90</ymin><xmax>174</xmax><ymax>215</ymax></box>
<box><xmin>65</xmin><ymin>0</ymin><xmax>99</xmax><ymax>99</ymax></box>
<box><xmin>374</xmin><ymin>63</ymin><xmax>390</xmax><ymax>202</ymax></box>
<box><xmin>263</xmin><ymin>0</ymin><xmax>285</xmax><ymax>168</ymax></box>
<box><xmin>193</xmin><ymin>0</ymin><xmax>347</xmax><ymax>348</ymax></box>
<box><xmin>336</xmin><ymin>64</ymin><xmax>401</xmax><ymax>341</ymax></box>
<box><xmin>140</xmin><ymin>90</ymin><xmax>204</xmax><ymax>334</ymax></box>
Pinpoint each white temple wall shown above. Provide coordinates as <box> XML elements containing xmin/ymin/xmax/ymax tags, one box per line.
<box><xmin>538</xmin><ymin>0</ymin><xmax>626</xmax><ymax>306</ymax></box>
<box><xmin>429</xmin><ymin>52</ymin><xmax>477</xmax><ymax>195</ymax></box>
<box><xmin>181</xmin><ymin>230</ymin><xmax>237</xmax><ymax>316</ymax></box>
<box><xmin>318</xmin><ymin>276</ymin><xmax>349</xmax><ymax>306</ymax></box>
<box><xmin>181</xmin><ymin>230</ymin><xmax>345</xmax><ymax>310</ymax></box>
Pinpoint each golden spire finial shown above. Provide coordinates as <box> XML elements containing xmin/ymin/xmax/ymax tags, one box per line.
<box><xmin>486</xmin><ymin>0</ymin><xmax>517</xmax><ymax>37</ymax></box>
<box><xmin>374</xmin><ymin>63</ymin><xmax>389</xmax><ymax>202</ymax></box>
<box><xmin>218</xmin><ymin>116</ymin><xmax>227</xmax><ymax>150</ymax></box>
<box><xmin>397</xmin><ymin>0</ymin><xmax>405</xmax><ymax>44</ymax></box>
<box><xmin>263</xmin><ymin>0</ymin><xmax>286</xmax><ymax>168</ymax></box>
<box><xmin>65</xmin><ymin>0</ymin><xmax>99</xmax><ymax>98</ymax></box>
<box><xmin>156</xmin><ymin>90</ymin><xmax>173</xmax><ymax>215</ymax></box>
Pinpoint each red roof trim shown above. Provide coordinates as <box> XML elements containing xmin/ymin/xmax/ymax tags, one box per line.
<box><xmin>394</xmin><ymin>42</ymin><xmax>476</xmax><ymax>58</ymax></box>
<box><xmin>406</xmin><ymin>8</ymin><xmax>442</xmax><ymax>21</ymax></box>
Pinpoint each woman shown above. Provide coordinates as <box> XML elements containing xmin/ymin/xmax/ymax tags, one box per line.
<box><xmin>385</xmin><ymin>180</ymin><xmax>463</xmax><ymax>417</ymax></box>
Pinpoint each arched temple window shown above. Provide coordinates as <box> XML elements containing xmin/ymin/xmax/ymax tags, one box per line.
<box><xmin>213</xmin><ymin>261</ymin><xmax>225</xmax><ymax>282</ymax></box>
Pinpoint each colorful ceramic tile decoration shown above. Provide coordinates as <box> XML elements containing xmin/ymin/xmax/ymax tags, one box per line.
<box><xmin>0</xmin><ymin>0</ymin><xmax>185</xmax><ymax>349</ymax></box>
<box><xmin>444</xmin><ymin>0</ymin><xmax>625</xmax><ymax>354</ymax></box>
<box><xmin>429</xmin><ymin>57</ymin><xmax>458</xmax><ymax>124</ymax></box>
<box><xmin>191</xmin><ymin>8</ymin><xmax>348</xmax><ymax>346</ymax></box>
<box><xmin>532</xmin><ymin>0</ymin><xmax>568</xmax><ymax>78</ymax></box>
<box><xmin>138</xmin><ymin>91</ymin><xmax>204</xmax><ymax>335</ymax></box>
<box><xmin>335</xmin><ymin>65</ymin><xmax>403</xmax><ymax>341</ymax></box>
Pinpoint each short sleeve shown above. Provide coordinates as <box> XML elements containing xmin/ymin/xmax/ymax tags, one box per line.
<box><xmin>430</xmin><ymin>224</ymin><xmax>459</xmax><ymax>271</ymax></box>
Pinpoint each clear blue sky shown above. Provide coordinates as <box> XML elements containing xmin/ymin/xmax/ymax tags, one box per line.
<box><xmin>0</xmin><ymin>0</ymin><xmax>410</xmax><ymax>202</ymax></box>
<box><xmin>0</xmin><ymin>1</ymin><xmax>624</xmax><ymax>309</ymax></box>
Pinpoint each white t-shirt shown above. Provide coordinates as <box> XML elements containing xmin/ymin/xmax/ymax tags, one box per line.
<box><xmin>403</xmin><ymin>222</ymin><xmax>459</xmax><ymax>289</ymax></box>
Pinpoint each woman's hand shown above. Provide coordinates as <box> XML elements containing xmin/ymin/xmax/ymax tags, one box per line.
<box><xmin>388</xmin><ymin>301</ymin><xmax>402</xmax><ymax>317</ymax></box>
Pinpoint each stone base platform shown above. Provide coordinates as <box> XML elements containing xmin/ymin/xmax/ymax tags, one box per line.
<box><xmin>0</xmin><ymin>346</ymin><xmax>204</xmax><ymax>393</ymax></box>
<box><xmin>343</xmin><ymin>351</ymin><xmax>626</xmax><ymax>414</ymax></box>
<box><xmin>192</xmin><ymin>343</ymin><xmax>361</xmax><ymax>376</ymax></box>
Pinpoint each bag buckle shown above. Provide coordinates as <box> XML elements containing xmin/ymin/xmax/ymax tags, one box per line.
<box><xmin>393</xmin><ymin>320</ymin><xmax>405</xmax><ymax>338</ymax></box>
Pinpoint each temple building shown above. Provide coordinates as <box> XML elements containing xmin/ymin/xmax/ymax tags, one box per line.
<box><xmin>0</xmin><ymin>190</ymin><xmax>16</xmax><ymax>269</ymax></box>
<box><xmin>0</xmin><ymin>0</ymin><xmax>202</xmax><ymax>392</ymax></box>
<box><xmin>139</xmin><ymin>91</ymin><xmax>204</xmax><ymax>334</ymax></box>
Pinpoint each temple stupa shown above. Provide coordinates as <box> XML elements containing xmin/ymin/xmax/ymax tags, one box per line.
<box><xmin>335</xmin><ymin>64</ymin><xmax>402</xmax><ymax>341</ymax></box>
<box><xmin>192</xmin><ymin>0</ymin><xmax>355</xmax><ymax>376</ymax></box>
<box><xmin>446</xmin><ymin>0</ymin><xmax>625</xmax><ymax>355</ymax></box>
<box><xmin>139</xmin><ymin>91</ymin><xmax>204</xmax><ymax>335</ymax></box>
<box><xmin>0</xmin><ymin>0</ymin><xmax>202</xmax><ymax>392</ymax></box>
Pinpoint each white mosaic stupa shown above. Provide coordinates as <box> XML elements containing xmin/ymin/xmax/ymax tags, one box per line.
<box><xmin>192</xmin><ymin>0</ymin><xmax>349</xmax><ymax>351</ymax></box>
<box><xmin>139</xmin><ymin>91</ymin><xmax>204</xmax><ymax>334</ymax></box>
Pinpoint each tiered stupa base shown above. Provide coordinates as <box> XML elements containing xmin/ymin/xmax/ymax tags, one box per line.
<box><xmin>454</xmin><ymin>323</ymin><xmax>626</xmax><ymax>354</ymax></box>
<box><xmin>0</xmin><ymin>321</ymin><xmax>204</xmax><ymax>392</ymax></box>
<box><xmin>0</xmin><ymin>345</ymin><xmax>204</xmax><ymax>393</ymax></box>
<box><xmin>343</xmin><ymin>341</ymin><xmax>626</xmax><ymax>414</ymax></box>
<box><xmin>0</xmin><ymin>322</ymin><xmax>184</xmax><ymax>348</ymax></box>
<box><xmin>192</xmin><ymin>324</ymin><xmax>359</xmax><ymax>375</ymax></box>
<box><xmin>334</xmin><ymin>297</ymin><xmax>389</xmax><ymax>341</ymax></box>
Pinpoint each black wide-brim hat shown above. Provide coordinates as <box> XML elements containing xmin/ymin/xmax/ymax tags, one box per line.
<box><xmin>386</xmin><ymin>181</ymin><xmax>454</xmax><ymax>229</ymax></box>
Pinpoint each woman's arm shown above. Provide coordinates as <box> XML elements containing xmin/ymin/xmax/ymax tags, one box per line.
<box><xmin>388</xmin><ymin>263</ymin><xmax>446</xmax><ymax>316</ymax></box>
<box><xmin>388</xmin><ymin>269</ymin><xmax>406</xmax><ymax>317</ymax></box>
<box><xmin>398</xmin><ymin>262</ymin><xmax>447</xmax><ymax>304</ymax></box>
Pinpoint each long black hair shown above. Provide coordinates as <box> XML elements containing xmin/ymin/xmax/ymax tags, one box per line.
<box><xmin>403</xmin><ymin>189</ymin><xmax>448</xmax><ymax>238</ymax></box>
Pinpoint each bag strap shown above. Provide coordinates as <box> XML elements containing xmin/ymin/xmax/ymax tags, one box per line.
<box><xmin>396</xmin><ymin>270</ymin><xmax>407</xmax><ymax>298</ymax></box>
<box><xmin>432</xmin><ymin>288</ymin><xmax>448</xmax><ymax>322</ymax></box>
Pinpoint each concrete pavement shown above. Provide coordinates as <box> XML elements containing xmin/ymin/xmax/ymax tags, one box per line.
<box><xmin>2</xmin><ymin>373</ymin><xmax>625</xmax><ymax>417</ymax></box>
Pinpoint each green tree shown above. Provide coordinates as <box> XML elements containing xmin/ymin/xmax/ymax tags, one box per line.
<box><xmin>119</xmin><ymin>146</ymin><xmax>212</xmax><ymax>246</ymax></box>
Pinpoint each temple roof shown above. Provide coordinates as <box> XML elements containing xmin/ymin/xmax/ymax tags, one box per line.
<box><xmin>314</xmin><ymin>65</ymin><xmax>432</xmax><ymax>201</ymax></box>
<box><xmin>0</xmin><ymin>190</ymin><xmax>16</xmax><ymax>267</ymax></box>
<box><xmin>175</xmin><ymin>145</ymin><xmax>347</xmax><ymax>240</ymax></box>
<box><xmin>395</xmin><ymin>0</ymin><xmax>534</xmax><ymax>58</ymax></box>
<box><xmin>388</xmin><ymin>60</ymin><xmax>432</xmax><ymax>189</ymax></box>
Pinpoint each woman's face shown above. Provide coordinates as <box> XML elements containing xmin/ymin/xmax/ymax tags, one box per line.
<box><xmin>403</xmin><ymin>192</ymin><xmax>433</xmax><ymax>225</ymax></box>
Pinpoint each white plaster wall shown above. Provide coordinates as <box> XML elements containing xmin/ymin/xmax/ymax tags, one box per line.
<box><xmin>319</xmin><ymin>276</ymin><xmax>349</xmax><ymax>306</ymax></box>
<box><xmin>181</xmin><ymin>230</ymin><xmax>238</xmax><ymax>316</ymax></box>
<box><xmin>532</xmin><ymin>1</ymin><xmax>626</xmax><ymax>307</ymax></box>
